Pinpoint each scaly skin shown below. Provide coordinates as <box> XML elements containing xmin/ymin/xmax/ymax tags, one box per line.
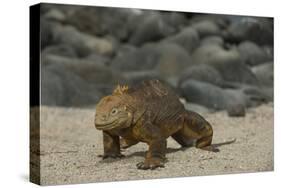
<box><xmin>95</xmin><ymin>80</ymin><xmax>234</xmax><ymax>170</ymax></box>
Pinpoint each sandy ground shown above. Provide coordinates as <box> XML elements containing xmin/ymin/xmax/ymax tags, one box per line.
<box><xmin>33</xmin><ymin>103</ymin><xmax>273</xmax><ymax>185</ymax></box>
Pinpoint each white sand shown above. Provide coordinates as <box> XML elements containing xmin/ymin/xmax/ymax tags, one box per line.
<box><xmin>34</xmin><ymin>103</ymin><xmax>273</xmax><ymax>185</ymax></box>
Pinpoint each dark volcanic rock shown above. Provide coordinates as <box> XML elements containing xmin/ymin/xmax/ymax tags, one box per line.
<box><xmin>189</xmin><ymin>14</ymin><xmax>229</xmax><ymax>29</ymax></box>
<box><xmin>39</xmin><ymin>6</ymin><xmax>274</xmax><ymax>109</ymax></box>
<box><xmin>251</xmin><ymin>62</ymin><xmax>274</xmax><ymax>87</ymax></box>
<box><xmin>238</xmin><ymin>41</ymin><xmax>272</xmax><ymax>66</ymax></box>
<box><xmin>225</xmin><ymin>17</ymin><xmax>273</xmax><ymax>45</ymax></box>
<box><xmin>154</xmin><ymin>43</ymin><xmax>193</xmax><ymax>77</ymax></box>
<box><xmin>111</xmin><ymin>43</ymin><xmax>192</xmax><ymax>72</ymax></box>
<box><xmin>65</xmin><ymin>6</ymin><xmax>133</xmax><ymax>41</ymax></box>
<box><xmin>111</xmin><ymin>44</ymin><xmax>137</xmax><ymax>65</ymax></box>
<box><xmin>42</xmin><ymin>44</ymin><xmax>78</xmax><ymax>58</ymax></box>
<box><xmin>43</xmin><ymin>8</ymin><xmax>66</xmax><ymax>22</ymax></box>
<box><xmin>62</xmin><ymin>63</ymin><xmax>126</xmax><ymax>92</ymax></box>
<box><xmin>192</xmin><ymin>44</ymin><xmax>223</xmax><ymax>64</ymax></box>
<box><xmin>224</xmin><ymin>89</ymin><xmax>247</xmax><ymax>117</ymax></box>
<box><xmin>184</xmin><ymin>102</ymin><xmax>211</xmax><ymax>114</ymax></box>
<box><xmin>200</xmin><ymin>36</ymin><xmax>224</xmax><ymax>47</ymax></box>
<box><xmin>178</xmin><ymin>64</ymin><xmax>223</xmax><ymax>87</ymax></box>
<box><xmin>41</xmin><ymin>65</ymin><xmax>65</xmax><ymax>106</ymax></box>
<box><xmin>41</xmin><ymin>63</ymin><xmax>103</xmax><ymax>107</ymax></box>
<box><xmin>191</xmin><ymin>20</ymin><xmax>221</xmax><ymax>38</ymax></box>
<box><xmin>128</xmin><ymin>12</ymin><xmax>175</xmax><ymax>46</ymax></box>
<box><xmin>42</xmin><ymin>54</ymin><xmax>127</xmax><ymax>96</ymax></box>
<box><xmin>179</xmin><ymin>79</ymin><xmax>243</xmax><ymax>110</ymax></box>
<box><xmin>179</xmin><ymin>80</ymin><xmax>266</xmax><ymax>113</ymax></box>
<box><xmin>227</xmin><ymin>103</ymin><xmax>246</xmax><ymax>117</ymax></box>
<box><xmin>40</xmin><ymin>18</ymin><xmax>58</xmax><ymax>48</ymax></box>
<box><xmin>240</xmin><ymin>85</ymin><xmax>269</xmax><ymax>106</ymax></box>
<box><xmin>40</xmin><ymin>18</ymin><xmax>115</xmax><ymax>57</ymax></box>
<box><xmin>263</xmin><ymin>45</ymin><xmax>274</xmax><ymax>60</ymax></box>
<box><xmin>42</xmin><ymin>55</ymin><xmax>125</xmax><ymax>81</ymax></box>
<box><xmin>123</xmin><ymin>71</ymin><xmax>162</xmax><ymax>85</ymax></box>
<box><xmin>161</xmin><ymin>27</ymin><xmax>200</xmax><ymax>52</ymax></box>
<box><xmin>161</xmin><ymin>12</ymin><xmax>188</xmax><ymax>30</ymax></box>
<box><xmin>83</xmin><ymin>53</ymin><xmax>110</xmax><ymax>66</ymax></box>
<box><xmin>260</xmin><ymin>87</ymin><xmax>274</xmax><ymax>102</ymax></box>
<box><xmin>40</xmin><ymin>3</ymin><xmax>78</xmax><ymax>16</ymax></box>
<box><xmin>52</xmin><ymin>24</ymin><xmax>115</xmax><ymax>57</ymax></box>
<box><xmin>42</xmin><ymin>54</ymin><xmax>104</xmax><ymax>67</ymax></box>
<box><xmin>192</xmin><ymin>44</ymin><xmax>258</xmax><ymax>85</ymax></box>
<box><xmin>111</xmin><ymin>44</ymin><xmax>159</xmax><ymax>71</ymax></box>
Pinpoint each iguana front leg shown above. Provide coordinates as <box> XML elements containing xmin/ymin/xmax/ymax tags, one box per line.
<box><xmin>99</xmin><ymin>131</ymin><xmax>124</xmax><ymax>159</ymax></box>
<box><xmin>137</xmin><ymin>139</ymin><xmax>167</xmax><ymax>170</ymax></box>
<box><xmin>135</xmin><ymin>112</ymin><xmax>167</xmax><ymax>169</ymax></box>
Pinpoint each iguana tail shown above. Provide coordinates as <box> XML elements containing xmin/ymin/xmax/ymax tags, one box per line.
<box><xmin>212</xmin><ymin>138</ymin><xmax>236</xmax><ymax>148</ymax></box>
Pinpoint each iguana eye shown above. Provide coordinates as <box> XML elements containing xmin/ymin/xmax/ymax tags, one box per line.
<box><xmin>111</xmin><ymin>108</ymin><xmax>118</xmax><ymax>115</ymax></box>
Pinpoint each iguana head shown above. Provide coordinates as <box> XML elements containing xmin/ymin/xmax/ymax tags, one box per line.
<box><xmin>95</xmin><ymin>85</ymin><xmax>133</xmax><ymax>131</ymax></box>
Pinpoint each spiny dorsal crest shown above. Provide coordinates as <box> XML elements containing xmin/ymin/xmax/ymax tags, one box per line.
<box><xmin>113</xmin><ymin>84</ymin><xmax>129</xmax><ymax>96</ymax></box>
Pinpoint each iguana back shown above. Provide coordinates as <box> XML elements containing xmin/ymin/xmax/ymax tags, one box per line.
<box><xmin>123</xmin><ymin>80</ymin><xmax>186</xmax><ymax>124</ymax></box>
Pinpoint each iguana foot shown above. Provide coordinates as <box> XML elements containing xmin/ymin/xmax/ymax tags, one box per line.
<box><xmin>136</xmin><ymin>158</ymin><xmax>165</xmax><ymax>170</ymax></box>
<box><xmin>98</xmin><ymin>153</ymin><xmax>125</xmax><ymax>159</ymax></box>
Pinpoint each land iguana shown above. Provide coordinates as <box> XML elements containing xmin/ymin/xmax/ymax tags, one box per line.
<box><xmin>95</xmin><ymin>80</ymin><xmax>235</xmax><ymax>170</ymax></box>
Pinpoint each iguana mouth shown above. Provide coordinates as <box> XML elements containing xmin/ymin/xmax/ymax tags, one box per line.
<box><xmin>95</xmin><ymin>119</ymin><xmax>119</xmax><ymax>130</ymax></box>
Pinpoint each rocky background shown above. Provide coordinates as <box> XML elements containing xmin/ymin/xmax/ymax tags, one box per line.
<box><xmin>40</xmin><ymin>3</ymin><xmax>274</xmax><ymax>117</ymax></box>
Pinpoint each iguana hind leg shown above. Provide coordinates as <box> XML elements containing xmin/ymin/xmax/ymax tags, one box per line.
<box><xmin>173</xmin><ymin>111</ymin><xmax>219</xmax><ymax>152</ymax></box>
<box><xmin>196</xmin><ymin>135</ymin><xmax>219</xmax><ymax>152</ymax></box>
<box><xmin>172</xmin><ymin>131</ymin><xmax>194</xmax><ymax>148</ymax></box>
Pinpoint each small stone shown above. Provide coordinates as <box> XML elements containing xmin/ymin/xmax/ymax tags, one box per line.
<box><xmin>227</xmin><ymin>104</ymin><xmax>246</xmax><ymax>117</ymax></box>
